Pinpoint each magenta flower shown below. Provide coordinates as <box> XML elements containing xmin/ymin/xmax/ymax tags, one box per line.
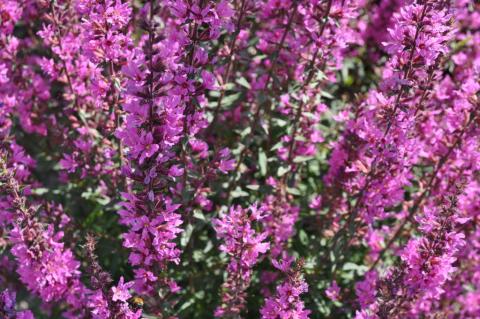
<box><xmin>111</xmin><ymin>277</ymin><xmax>133</xmax><ymax>302</ymax></box>
<box><xmin>326</xmin><ymin>281</ymin><xmax>341</xmax><ymax>302</ymax></box>
<box><xmin>135</xmin><ymin>132</ymin><xmax>160</xmax><ymax>164</ymax></box>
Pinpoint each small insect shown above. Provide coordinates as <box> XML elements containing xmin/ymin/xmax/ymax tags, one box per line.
<box><xmin>129</xmin><ymin>296</ymin><xmax>144</xmax><ymax>310</ymax></box>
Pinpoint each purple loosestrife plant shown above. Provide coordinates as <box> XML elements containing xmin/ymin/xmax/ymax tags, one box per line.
<box><xmin>116</xmin><ymin>0</ymin><xmax>185</xmax><ymax>296</ymax></box>
<box><xmin>117</xmin><ymin>0</ymin><xmax>235</xmax><ymax>299</ymax></box>
<box><xmin>355</xmin><ymin>193</ymin><xmax>467</xmax><ymax>319</ymax></box>
<box><xmin>0</xmin><ymin>154</ymin><xmax>89</xmax><ymax>318</ymax></box>
<box><xmin>324</xmin><ymin>0</ymin><xmax>456</xmax><ymax>275</ymax></box>
<box><xmin>213</xmin><ymin>204</ymin><xmax>270</xmax><ymax>317</ymax></box>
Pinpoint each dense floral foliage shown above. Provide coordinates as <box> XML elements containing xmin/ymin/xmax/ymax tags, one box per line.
<box><xmin>0</xmin><ymin>0</ymin><xmax>479</xmax><ymax>318</ymax></box>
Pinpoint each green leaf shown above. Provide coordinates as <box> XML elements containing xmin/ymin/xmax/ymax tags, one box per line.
<box><xmin>239</xmin><ymin>126</ymin><xmax>251</xmax><ymax>138</ymax></box>
<box><xmin>224</xmin><ymin>82</ymin><xmax>235</xmax><ymax>90</ymax></box>
<box><xmin>180</xmin><ymin>224</ymin><xmax>194</xmax><ymax>247</ymax></box>
<box><xmin>209</xmin><ymin>90</ymin><xmax>221</xmax><ymax>97</ymax></box>
<box><xmin>273</xmin><ymin>118</ymin><xmax>288</xmax><ymax>127</ymax></box>
<box><xmin>293</xmin><ymin>155</ymin><xmax>314</xmax><ymax>163</ymax></box>
<box><xmin>343</xmin><ymin>262</ymin><xmax>368</xmax><ymax>275</ymax></box>
<box><xmin>299</xmin><ymin>229</ymin><xmax>309</xmax><ymax>245</ymax></box>
<box><xmin>193</xmin><ymin>250</ymin><xmax>205</xmax><ymax>262</ymax></box>
<box><xmin>277</xmin><ymin>166</ymin><xmax>290</xmax><ymax>177</ymax></box>
<box><xmin>32</xmin><ymin>188</ymin><xmax>49</xmax><ymax>195</ymax></box>
<box><xmin>286</xmin><ymin>187</ymin><xmax>301</xmax><ymax>195</ymax></box>
<box><xmin>203</xmin><ymin>240</ymin><xmax>213</xmax><ymax>253</ymax></box>
<box><xmin>236</xmin><ymin>77</ymin><xmax>251</xmax><ymax>89</ymax></box>
<box><xmin>321</xmin><ymin>91</ymin><xmax>334</xmax><ymax>99</ymax></box>
<box><xmin>258</xmin><ymin>151</ymin><xmax>267</xmax><ymax>176</ymax></box>
<box><xmin>176</xmin><ymin>298</ymin><xmax>195</xmax><ymax>313</ymax></box>
<box><xmin>193</xmin><ymin>210</ymin><xmax>207</xmax><ymax>221</ymax></box>
<box><xmin>222</xmin><ymin>92</ymin><xmax>241</xmax><ymax>107</ymax></box>
<box><xmin>231</xmin><ymin>187</ymin><xmax>249</xmax><ymax>198</ymax></box>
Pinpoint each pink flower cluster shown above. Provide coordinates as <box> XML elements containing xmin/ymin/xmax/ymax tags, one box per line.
<box><xmin>355</xmin><ymin>194</ymin><xmax>467</xmax><ymax>318</ymax></box>
<box><xmin>88</xmin><ymin>277</ymin><xmax>141</xmax><ymax>319</ymax></box>
<box><xmin>261</xmin><ymin>257</ymin><xmax>310</xmax><ymax>319</ymax></box>
<box><xmin>213</xmin><ymin>204</ymin><xmax>270</xmax><ymax>317</ymax></box>
<box><xmin>117</xmin><ymin>0</ymin><xmax>235</xmax><ymax>294</ymax></box>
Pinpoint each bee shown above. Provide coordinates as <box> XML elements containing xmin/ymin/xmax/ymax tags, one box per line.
<box><xmin>129</xmin><ymin>296</ymin><xmax>144</xmax><ymax>310</ymax></box>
